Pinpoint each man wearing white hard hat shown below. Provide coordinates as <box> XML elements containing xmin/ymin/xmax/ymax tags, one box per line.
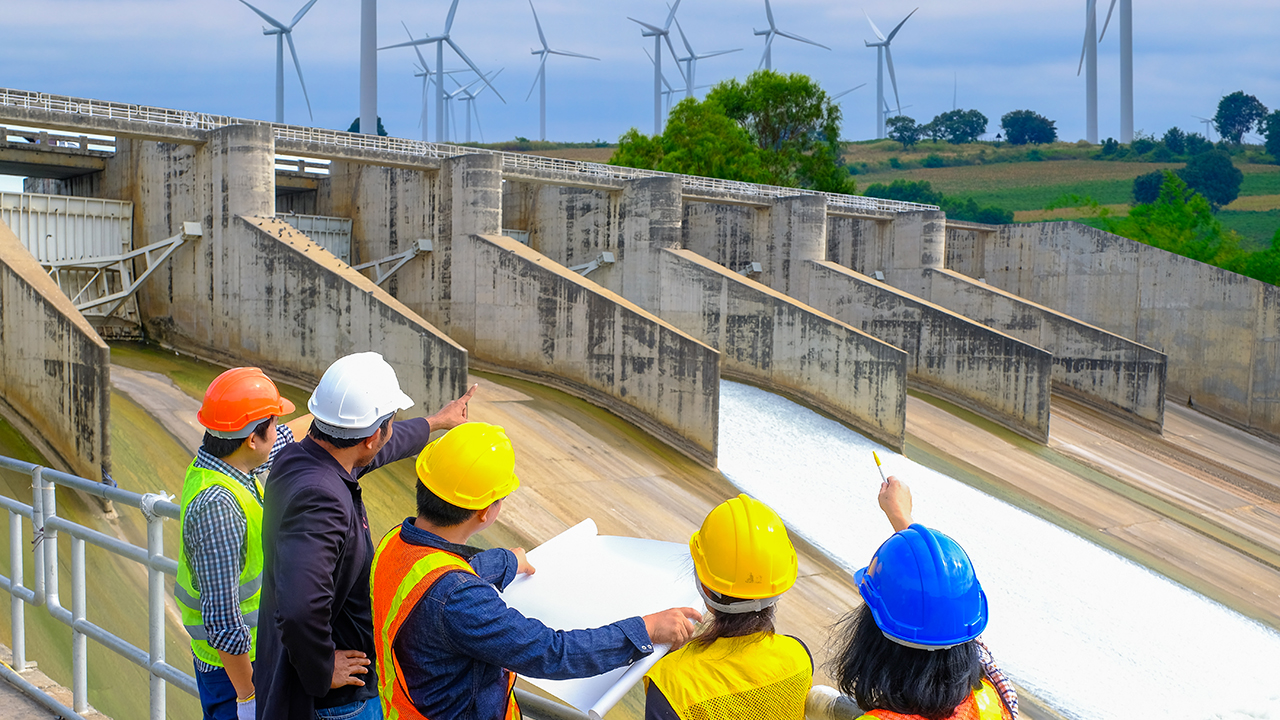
<box><xmin>254</xmin><ymin>352</ymin><xmax>475</xmax><ymax>720</ymax></box>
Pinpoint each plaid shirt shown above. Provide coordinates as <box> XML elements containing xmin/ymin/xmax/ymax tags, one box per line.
<box><xmin>185</xmin><ymin>424</ymin><xmax>294</xmax><ymax>673</ymax></box>
<box><xmin>976</xmin><ymin>638</ymin><xmax>1019</xmax><ymax>718</ymax></box>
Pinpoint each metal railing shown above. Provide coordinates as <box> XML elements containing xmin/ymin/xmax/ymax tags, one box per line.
<box><xmin>0</xmin><ymin>87</ymin><xmax>939</xmax><ymax>215</ymax></box>
<box><xmin>0</xmin><ymin>455</ymin><xmax>191</xmax><ymax>719</ymax></box>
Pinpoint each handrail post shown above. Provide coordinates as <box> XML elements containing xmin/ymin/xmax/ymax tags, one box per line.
<box><xmin>9</xmin><ymin>509</ymin><xmax>24</xmax><ymax>671</ymax></box>
<box><xmin>71</xmin><ymin>536</ymin><xmax>87</xmax><ymax>713</ymax></box>
<box><xmin>31</xmin><ymin>467</ymin><xmax>45</xmax><ymax>606</ymax></box>
<box><xmin>144</xmin><ymin>494</ymin><xmax>167</xmax><ymax>720</ymax></box>
<box><xmin>39</xmin><ymin>469</ymin><xmax>62</xmax><ymax>621</ymax></box>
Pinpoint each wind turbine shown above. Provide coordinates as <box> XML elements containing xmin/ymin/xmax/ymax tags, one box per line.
<box><xmin>672</xmin><ymin>17</ymin><xmax>740</xmax><ymax>99</ymax></box>
<box><xmin>864</xmin><ymin>8</ymin><xmax>917</xmax><ymax>139</ymax></box>
<box><xmin>459</xmin><ymin>69</ymin><xmax>502</xmax><ymax>144</ymax></box>
<box><xmin>754</xmin><ymin>0</ymin><xmax>830</xmax><ymax>71</ymax></box>
<box><xmin>1097</xmin><ymin>0</ymin><xmax>1134</xmax><ymax>143</ymax></box>
<box><xmin>527</xmin><ymin>1</ymin><xmax>598</xmax><ymax>142</ymax></box>
<box><xmin>381</xmin><ymin>0</ymin><xmax>505</xmax><ymax>144</ymax></box>
<box><xmin>237</xmin><ymin>0</ymin><xmax>319</xmax><ymax>123</ymax></box>
<box><xmin>1076</xmin><ymin>0</ymin><xmax>1100</xmax><ymax>144</ymax></box>
<box><xmin>1193</xmin><ymin>116</ymin><xmax>1215</xmax><ymax>141</ymax></box>
<box><xmin>645</xmin><ymin>48</ymin><xmax>706</xmax><ymax>115</ymax></box>
<box><xmin>628</xmin><ymin>0</ymin><xmax>686</xmax><ymax>135</ymax></box>
<box><xmin>833</xmin><ymin>83</ymin><xmax>866</xmax><ymax>101</ymax></box>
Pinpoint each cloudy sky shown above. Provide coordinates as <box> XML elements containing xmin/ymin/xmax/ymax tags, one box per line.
<box><xmin>1</xmin><ymin>0</ymin><xmax>1277</xmax><ymax>147</ymax></box>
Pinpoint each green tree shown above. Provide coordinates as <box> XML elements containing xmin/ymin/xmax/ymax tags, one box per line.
<box><xmin>611</xmin><ymin>98</ymin><xmax>774</xmax><ymax>184</ymax></box>
<box><xmin>1264</xmin><ymin>110</ymin><xmax>1280</xmax><ymax>162</ymax></box>
<box><xmin>886</xmin><ymin>116</ymin><xmax>922</xmax><ymax>150</ymax></box>
<box><xmin>1162</xmin><ymin>127</ymin><xmax>1186</xmax><ymax>155</ymax></box>
<box><xmin>927</xmin><ymin>109</ymin><xmax>989</xmax><ymax>143</ymax></box>
<box><xmin>863</xmin><ymin>179</ymin><xmax>943</xmax><ymax>205</ymax></box>
<box><xmin>1233</xmin><ymin>230</ymin><xmax>1280</xmax><ymax>285</ymax></box>
<box><xmin>1132</xmin><ymin>170</ymin><xmax>1165</xmax><ymax>205</ymax></box>
<box><xmin>1178</xmin><ymin>150</ymin><xmax>1243</xmax><ymax>210</ymax></box>
<box><xmin>347</xmin><ymin>116</ymin><xmax>389</xmax><ymax>136</ymax></box>
<box><xmin>1184</xmin><ymin>132</ymin><xmax>1213</xmax><ymax>155</ymax></box>
<box><xmin>1213</xmin><ymin>91</ymin><xmax>1268</xmax><ymax>144</ymax></box>
<box><xmin>1107</xmin><ymin>172</ymin><xmax>1243</xmax><ymax>266</ymax></box>
<box><xmin>1000</xmin><ymin>110</ymin><xmax>1057</xmax><ymax>145</ymax></box>
<box><xmin>704</xmin><ymin>71</ymin><xmax>852</xmax><ymax>193</ymax></box>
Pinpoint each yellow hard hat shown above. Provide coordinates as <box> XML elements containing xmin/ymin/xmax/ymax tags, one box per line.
<box><xmin>690</xmin><ymin>494</ymin><xmax>798</xmax><ymax>605</ymax></box>
<box><xmin>415</xmin><ymin>423</ymin><xmax>520</xmax><ymax>510</ymax></box>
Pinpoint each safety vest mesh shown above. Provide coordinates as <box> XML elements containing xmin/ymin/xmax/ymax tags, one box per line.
<box><xmin>860</xmin><ymin>679</ymin><xmax>1013</xmax><ymax>720</ymax></box>
<box><xmin>370</xmin><ymin>528</ymin><xmax>520</xmax><ymax>720</ymax></box>
<box><xmin>645</xmin><ymin>632</ymin><xmax>812</xmax><ymax>720</ymax></box>
<box><xmin>174</xmin><ymin>462</ymin><xmax>264</xmax><ymax>666</ymax></box>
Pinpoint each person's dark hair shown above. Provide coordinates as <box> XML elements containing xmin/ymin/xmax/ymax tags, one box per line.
<box><xmin>200</xmin><ymin>418</ymin><xmax>272</xmax><ymax>459</ymax></box>
<box><xmin>309</xmin><ymin>414</ymin><xmax>392</xmax><ymax>449</ymax></box>
<box><xmin>830</xmin><ymin>604</ymin><xmax>981</xmax><ymax>719</ymax></box>
<box><xmin>415</xmin><ymin>481</ymin><xmax>476</xmax><ymax>527</ymax></box>
<box><xmin>690</xmin><ymin>590</ymin><xmax>777</xmax><ymax>649</ymax></box>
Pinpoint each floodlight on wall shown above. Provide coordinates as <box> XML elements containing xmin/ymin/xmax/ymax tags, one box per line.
<box><xmin>874</xmin><ymin>270</ymin><xmax>885</xmax><ymax>281</ymax></box>
<box><xmin>737</xmin><ymin>262</ymin><xmax>764</xmax><ymax>277</ymax></box>
<box><xmin>570</xmin><ymin>251</ymin><xmax>616</xmax><ymax>277</ymax></box>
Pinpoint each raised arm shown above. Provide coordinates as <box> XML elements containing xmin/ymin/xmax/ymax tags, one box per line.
<box><xmin>879</xmin><ymin>475</ymin><xmax>914</xmax><ymax>533</ymax></box>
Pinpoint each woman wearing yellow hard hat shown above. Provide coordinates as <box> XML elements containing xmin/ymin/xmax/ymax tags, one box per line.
<box><xmin>643</xmin><ymin>494</ymin><xmax>811</xmax><ymax>720</ymax></box>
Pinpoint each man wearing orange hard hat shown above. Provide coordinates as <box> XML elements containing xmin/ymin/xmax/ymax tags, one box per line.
<box><xmin>175</xmin><ymin>367</ymin><xmax>312</xmax><ymax>720</ymax></box>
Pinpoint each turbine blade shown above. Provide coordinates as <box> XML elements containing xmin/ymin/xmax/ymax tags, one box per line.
<box><xmin>402</xmin><ymin>22</ymin><xmax>432</xmax><ymax>72</ymax></box>
<box><xmin>776</xmin><ymin>29</ymin><xmax>831</xmax><ymax>50</ymax></box>
<box><xmin>628</xmin><ymin>17</ymin><xmax>664</xmax><ymax>34</ymax></box>
<box><xmin>1099</xmin><ymin>0</ymin><xmax>1117</xmax><ymax>42</ymax></box>
<box><xmin>885</xmin><ymin>45</ymin><xmax>901</xmax><ymax>113</ymax></box>
<box><xmin>476</xmin><ymin>68</ymin><xmax>503</xmax><ymax>98</ymax></box>
<box><xmin>1077</xmin><ymin>0</ymin><xmax>1096</xmax><ymax>77</ymax></box>
<box><xmin>445</xmin><ymin>0</ymin><xmax>460</xmax><ymax>34</ymax></box>
<box><xmin>833</xmin><ymin>83</ymin><xmax>866</xmax><ymax>100</ymax></box>
<box><xmin>698</xmin><ymin>48</ymin><xmax>742</xmax><ymax>59</ymax></box>
<box><xmin>663</xmin><ymin>34</ymin><xmax>688</xmax><ymax>85</ymax></box>
<box><xmin>380</xmin><ymin>37</ymin><xmax>437</xmax><ymax>51</ymax></box>
<box><xmin>863</xmin><ymin>10</ymin><xmax>886</xmax><ymax>41</ymax></box>
<box><xmin>447</xmin><ymin>38</ymin><xmax>506</xmax><ymax>103</ymax></box>
<box><xmin>289</xmin><ymin>0</ymin><xmax>320</xmax><ymax>30</ymax></box>
<box><xmin>885</xmin><ymin>7</ymin><xmax>917</xmax><ymax>43</ymax></box>
<box><xmin>526</xmin><ymin>58</ymin><xmax>545</xmax><ymax>101</ymax></box>
<box><xmin>529</xmin><ymin>0</ymin><xmax>549</xmax><ymax>50</ymax></box>
<box><xmin>284</xmin><ymin>32</ymin><xmax>313</xmax><ymax>121</ymax></box>
<box><xmin>664</xmin><ymin>0</ymin><xmax>682</xmax><ymax>31</ymax></box>
<box><xmin>674</xmin><ymin>16</ymin><xmax>694</xmax><ymax>57</ymax></box>
<box><xmin>238</xmin><ymin>0</ymin><xmax>286</xmax><ymax>30</ymax></box>
<box><xmin>765</xmin><ymin>0</ymin><xmax>776</xmax><ymax>29</ymax></box>
<box><xmin>548</xmin><ymin>49</ymin><xmax>600</xmax><ymax>60</ymax></box>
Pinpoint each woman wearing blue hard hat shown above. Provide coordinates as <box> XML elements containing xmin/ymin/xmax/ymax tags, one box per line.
<box><xmin>831</xmin><ymin>477</ymin><xmax>1018</xmax><ymax>720</ymax></box>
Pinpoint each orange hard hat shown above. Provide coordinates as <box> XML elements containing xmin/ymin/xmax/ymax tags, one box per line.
<box><xmin>197</xmin><ymin>367</ymin><xmax>295</xmax><ymax>439</ymax></box>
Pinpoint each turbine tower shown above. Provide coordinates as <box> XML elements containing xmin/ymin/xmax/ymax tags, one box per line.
<box><xmin>528</xmin><ymin>1</ymin><xmax>598</xmax><ymax>142</ymax></box>
<box><xmin>628</xmin><ymin>0</ymin><xmax>685</xmax><ymax>135</ymax></box>
<box><xmin>864</xmin><ymin>8</ymin><xmax>916</xmax><ymax>139</ymax></box>
<box><xmin>360</xmin><ymin>0</ymin><xmax>376</xmax><ymax>135</ymax></box>
<box><xmin>1098</xmin><ymin>0</ymin><xmax>1134</xmax><ymax>143</ymax></box>
<box><xmin>754</xmin><ymin>0</ymin><xmax>829</xmax><ymax>71</ymax></box>
<box><xmin>381</xmin><ymin>0</ymin><xmax>505</xmax><ymax>144</ymax></box>
<box><xmin>237</xmin><ymin>0</ymin><xmax>319</xmax><ymax>123</ymax></box>
<box><xmin>1077</xmin><ymin>0</ymin><xmax>1100</xmax><ymax>144</ymax></box>
<box><xmin>672</xmin><ymin>17</ymin><xmax>740</xmax><ymax>99</ymax></box>
<box><xmin>459</xmin><ymin>69</ymin><xmax>502</xmax><ymax>144</ymax></box>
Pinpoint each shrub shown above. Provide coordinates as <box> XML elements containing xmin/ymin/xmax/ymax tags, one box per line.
<box><xmin>1163</xmin><ymin>127</ymin><xmax>1186</xmax><ymax>155</ymax></box>
<box><xmin>1178</xmin><ymin>150</ymin><xmax>1243</xmax><ymax>210</ymax></box>
<box><xmin>1133</xmin><ymin>170</ymin><xmax>1167</xmax><ymax>205</ymax></box>
<box><xmin>888</xmin><ymin>156</ymin><xmax>902</xmax><ymax>169</ymax></box>
<box><xmin>1026</xmin><ymin>148</ymin><xmax>1044</xmax><ymax>161</ymax></box>
<box><xmin>1184</xmin><ymin>133</ymin><xmax>1213</xmax><ymax>155</ymax></box>
<box><xmin>922</xmin><ymin>153</ymin><xmax>945</xmax><ymax>168</ymax></box>
<box><xmin>1100</xmin><ymin>137</ymin><xmax>1120</xmax><ymax>156</ymax></box>
<box><xmin>1131</xmin><ymin>137</ymin><xmax>1156</xmax><ymax>155</ymax></box>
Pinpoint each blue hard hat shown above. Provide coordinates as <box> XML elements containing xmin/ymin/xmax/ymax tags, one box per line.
<box><xmin>854</xmin><ymin>524</ymin><xmax>988</xmax><ymax>649</ymax></box>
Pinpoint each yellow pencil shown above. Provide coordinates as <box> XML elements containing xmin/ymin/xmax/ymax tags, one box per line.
<box><xmin>873</xmin><ymin>451</ymin><xmax>888</xmax><ymax>482</ymax></box>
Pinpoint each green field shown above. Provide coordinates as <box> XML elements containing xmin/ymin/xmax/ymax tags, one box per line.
<box><xmin>1220</xmin><ymin>210</ymin><xmax>1280</xmax><ymax>250</ymax></box>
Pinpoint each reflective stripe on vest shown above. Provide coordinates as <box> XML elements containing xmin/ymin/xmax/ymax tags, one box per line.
<box><xmin>173</xmin><ymin>462</ymin><xmax>265</xmax><ymax>666</ymax></box>
<box><xmin>370</xmin><ymin>528</ymin><xmax>521</xmax><ymax>720</ymax></box>
<box><xmin>644</xmin><ymin>632</ymin><xmax>812</xmax><ymax>720</ymax></box>
<box><xmin>860</xmin><ymin>679</ymin><xmax>1013</xmax><ymax>720</ymax></box>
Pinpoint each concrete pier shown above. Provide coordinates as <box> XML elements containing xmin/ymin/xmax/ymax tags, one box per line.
<box><xmin>0</xmin><ymin>220</ymin><xmax>109</xmax><ymax>480</ymax></box>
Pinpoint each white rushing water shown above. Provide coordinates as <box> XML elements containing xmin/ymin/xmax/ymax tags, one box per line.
<box><xmin>717</xmin><ymin>381</ymin><xmax>1280</xmax><ymax>720</ymax></box>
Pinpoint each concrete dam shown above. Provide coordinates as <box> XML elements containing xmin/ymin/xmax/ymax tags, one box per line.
<box><xmin>1</xmin><ymin>87</ymin><xmax>1279</xmax><ymax>720</ymax></box>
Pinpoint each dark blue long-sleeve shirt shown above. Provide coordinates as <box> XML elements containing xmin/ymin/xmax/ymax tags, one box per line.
<box><xmin>392</xmin><ymin>519</ymin><xmax>654</xmax><ymax>720</ymax></box>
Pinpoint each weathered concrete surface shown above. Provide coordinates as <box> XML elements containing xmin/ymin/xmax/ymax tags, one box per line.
<box><xmin>978</xmin><ymin>222</ymin><xmax>1280</xmax><ymax>440</ymax></box>
<box><xmin>926</xmin><ymin>268</ymin><xmax>1167</xmax><ymax>431</ymax></box>
<box><xmin>659</xmin><ymin>249</ymin><xmax>908</xmax><ymax>449</ymax></box>
<box><xmin>457</xmin><ymin>234</ymin><xmax>720</xmax><ymax>465</ymax></box>
<box><xmin>944</xmin><ymin>220</ymin><xmax>998</xmax><ymax>279</ymax></box>
<box><xmin>0</xmin><ymin>220</ymin><xmax>109</xmax><ymax>479</ymax></box>
<box><xmin>808</xmin><ymin>261</ymin><xmax>1052</xmax><ymax>442</ymax></box>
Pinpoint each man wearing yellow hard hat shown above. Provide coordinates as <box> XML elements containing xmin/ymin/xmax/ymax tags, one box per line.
<box><xmin>370</xmin><ymin>422</ymin><xmax>704</xmax><ymax>720</ymax></box>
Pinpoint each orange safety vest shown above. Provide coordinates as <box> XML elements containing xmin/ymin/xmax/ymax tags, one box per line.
<box><xmin>860</xmin><ymin>679</ymin><xmax>1013</xmax><ymax>720</ymax></box>
<box><xmin>370</xmin><ymin>529</ymin><xmax>520</xmax><ymax>720</ymax></box>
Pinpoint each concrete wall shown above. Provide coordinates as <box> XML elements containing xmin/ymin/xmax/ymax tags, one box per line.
<box><xmin>455</xmin><ymin>233</ymin><xmax>720</xmax><ymax>465</ymax></box>
<box><xmin>101</xmin><ymin>125</ymin><xmax>466</xmax><ymax>411</ymax></box>
<box><xmin>658</xmin><ymin>249</ymin><xmax>908</xmax><ymax>449</ymax></box>
<box><xmin>808</xmin><ymin>261</ymin><xmax>1052</xmax><ymax>442</ymax></box>
<box><xmin>0</xmin><ymin>220</ymin><xmax>110</xmax><ymax>479</ymax></box>
<box><xmin>944</xmin><ymin>221</ymin><xmax>996</xmax><ymax>279</ymax></box>
<box><xmin>826</xmin><ymin>214</ymin><xmax>885</xmax><ymax>275</ymax></box>
<box><xmin>978</xmin><ymin>222</ymin><xmax>1279</xmax><ymax>439</ymax></box>
<box><xmin>504</xmin><ymin>181</ymin><xmax>618</xmax><ymax>271</ymax></box>
<box><xmin>925</xmin><ymin>268</ymin><xmax>1166</xmax><ymax>432</ymax></box>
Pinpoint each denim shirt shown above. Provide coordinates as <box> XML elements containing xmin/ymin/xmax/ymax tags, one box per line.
<box><xmin>393</xmin><ymin>519</ymin><xmax>654</xmax><ymax>720</ymax></box>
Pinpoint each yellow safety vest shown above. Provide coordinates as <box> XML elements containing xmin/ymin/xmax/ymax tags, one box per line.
<box><xmin>645</xmin><ymin>632</ymin><xmax>812</xmax><ymax>720</ymax></box>
<box><xmin>174</xmin><ymin>463</ymin><xmax>265</xmax><ymax>667</ymax></box>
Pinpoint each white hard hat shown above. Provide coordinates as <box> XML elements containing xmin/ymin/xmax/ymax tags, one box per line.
<box><xmin>308</xmin><ymin>352</ymin><xmax>415</xmax><ymax>439</ymax></box>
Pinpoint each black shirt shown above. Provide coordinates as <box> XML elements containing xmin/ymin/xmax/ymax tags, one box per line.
<box><xmin>255</xmin><ymin>417</ymin><xmax>432</xmax><ymax>720</ymax></box>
